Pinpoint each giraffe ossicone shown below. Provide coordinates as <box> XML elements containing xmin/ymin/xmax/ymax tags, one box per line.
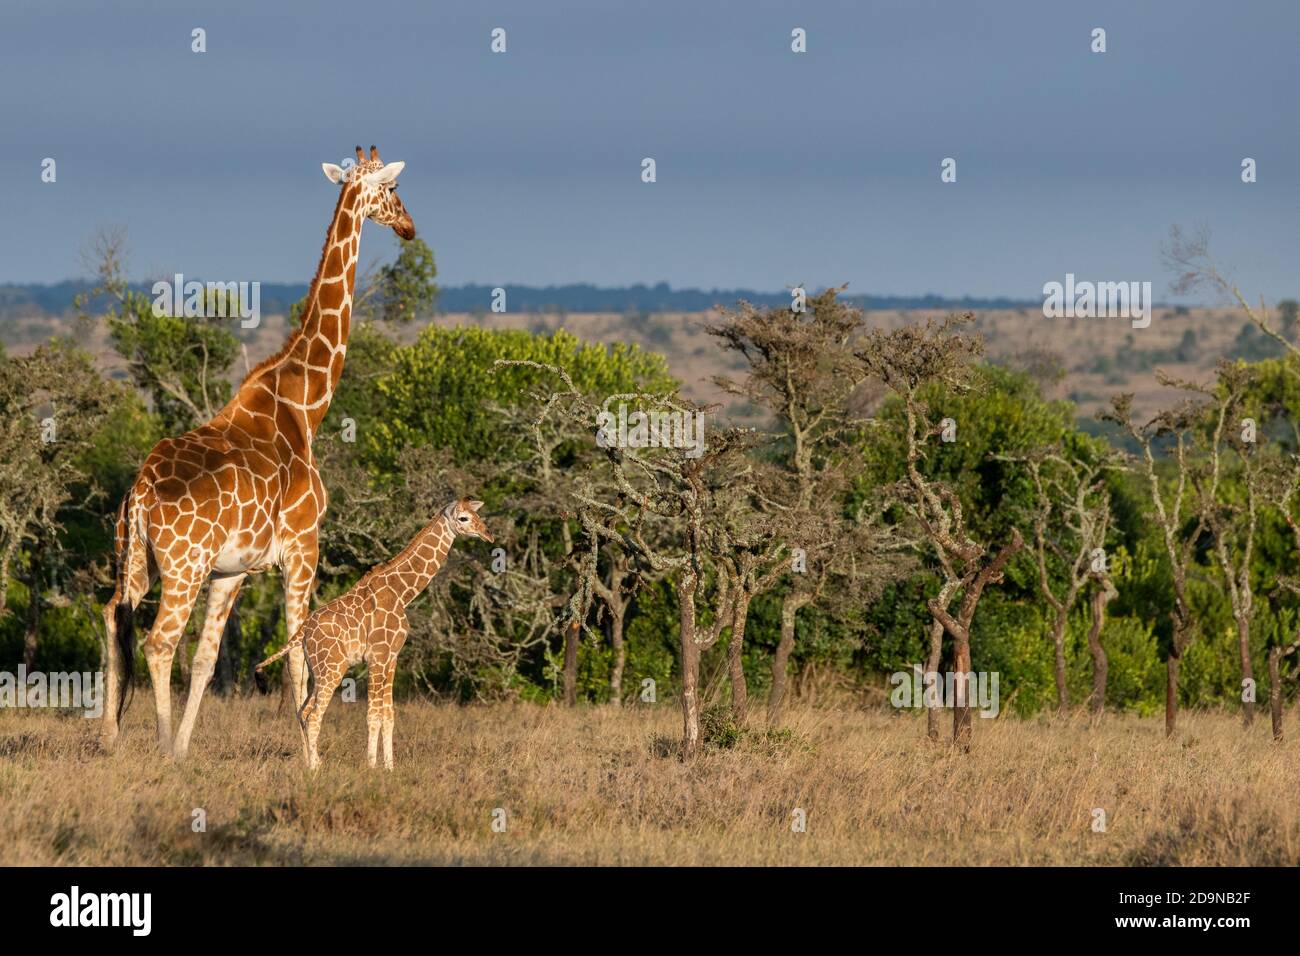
<box><xmin>100</xmin><ymin>143</ymin><xmax>416</xmax><ymax>761</ymax></box>
<box><xmin>257</xmin><ymin>499</ymin><xmax>492</xmax><ymax>771</ymax></box>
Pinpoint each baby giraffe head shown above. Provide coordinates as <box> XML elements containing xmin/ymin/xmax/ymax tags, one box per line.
<box><xmin>321</xmin><ymin>144</ymin><xmax>415</xmax><ymax>240</ymax></box>
<box><xmin>444</xmin><ymin>498</ymin><xmax>492</xmax><ymax>542</ymax></box>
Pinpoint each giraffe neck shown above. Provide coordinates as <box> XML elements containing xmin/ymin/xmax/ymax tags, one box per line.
<box><xmin>262</xmin><ymin>186</ymin><xmax>365</xmax><ymax>435</ymax></box>
<box><xmin>373</xmin><ymin>514</ymin><xmax>456</xmax><ymax>607</ymax></box>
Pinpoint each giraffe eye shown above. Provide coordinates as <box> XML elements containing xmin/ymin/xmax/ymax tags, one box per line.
<box><xmin>459</xmin><ymin>515</ymin><xmax>468</xmax><ymax>522</ymax></box>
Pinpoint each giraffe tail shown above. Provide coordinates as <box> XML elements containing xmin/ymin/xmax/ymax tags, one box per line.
<box><xmin>111</xmin><ymin>484</ymin><xmax>151</xmax><ymax>724</ymax></box>
<box><xmin>255</xmin><ymin>637</ymin><xmax>302</xmax><ymax>674</ymax></box>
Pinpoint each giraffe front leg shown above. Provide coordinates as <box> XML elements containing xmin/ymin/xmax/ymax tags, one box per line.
<box><xmin>172</xmin><ymin>573</ymin><xmax>245</xmax><ymax>761</ymax></box>
<box><xmin>380</xmin><ymin>659</ymin><xmax>398</xmax><ymax>771</ymax></box>
<box><xmin>366</xmin><ymin>659</ymin><xmax>390</xmax><ymax>770</ymax></box>
<box><xmin>141</xmin><ymin>574</ymin><xmax>204</xmax><ymax>757</ymax></box>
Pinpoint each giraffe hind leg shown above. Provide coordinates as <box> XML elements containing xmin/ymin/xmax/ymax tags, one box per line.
<box><xmin>300</xmin><ymin>660</ymin><xmax>345</xmax><ymax>772</ymax></box>
<box><xmin>281</xmin><ymin>542</ymin><xmax>319</xmax><ymax>712</ymax></box>
<box><xmin>100</xmin><ymin>593</ymin><xmax>128</xmax><ymax>751</ymax></box>
<box><xmin>101</xmin><ymin>565</ymin><xmax>157</xmax><ymax>751</ymax></box>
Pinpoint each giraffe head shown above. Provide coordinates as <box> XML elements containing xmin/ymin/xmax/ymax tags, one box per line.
<box><xmin>321</xmin><ymin>145</ymin><xmax>416</xmax><ymax>240</ymax></box>
<box><xmin>444</xmin><ymin>498</ymin><xmax>492</xmax><ymax>542</ymax></box>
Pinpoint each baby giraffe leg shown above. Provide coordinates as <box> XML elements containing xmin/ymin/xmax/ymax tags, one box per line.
<box><xmin>300</xmin><ymin>659</ymin><xmax>346</xmax><ymax>772</ymax></box>
<box><xmin>380</xmin><ymin>658</ymin><xmax>399</xmax><ymax>771</ymax></box>
<box><xmin>366</xmin><ymin>657</ymin><xmax>391</xmax><ymax>769</ymax></box>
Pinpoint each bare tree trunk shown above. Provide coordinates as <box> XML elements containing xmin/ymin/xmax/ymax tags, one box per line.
<box><xmin>928</xmin><ymin>530</ymin><xmax>1022</xmax><ymax>752</ymax></box>
<box><xmin>562</xmin><ymin>619</ymin><xmax>579</xmax><ymax>707</ymax></box>
<box><xmin>1050</xmin><ymin>611</ymin><xmax>1069</xmax><ymax>712</ymax></box>
<box><xmin>678</xmin><ymin>573</ymin><xmax>700</xmax><ymax>760</ymax></box>
<box><xmin>953</xmin><ymin>632</ymin><xmax>972</xmax><ymax>752</ymax></box>
<box><xmin>768</xmin><ymin>593</ymin><xmax>806</xmax><ymax>726</ymax></box>
<box><xmin>607</xmin><ymin>605</ymin><xmax>626</xmax><ymax>705</ymax></box>
<box><xmin>727</xmin><ymin>595</ymin><xmax>751</xmax><ymax>724</ymax></box>
<box><xmin>1165</xmin><ymin>653</ymin><xmax>1181</xmax><ymax>737</ymax></box>
<box><xmin>925</xmin><ymin>616</ymin><xmax>944</xmax><ymax>741</ymax></box>
<box><xmin>1086</xmin><ymin>586</ymin><xmax>1110</xmax><ymax>715</ymax></box>
<box><xmin>1236</xmin><ymin>613</ymin><xmax>1255</xmax><ymax>726</ymax></box>
<box><xmin>22</xmin><ymin>572</ymin><xmax>40</xmax><ymax>671</ymax></box>
<box><xmin>1269</xmin><ymin>647</ymin><xmax>1283</xmax><ymax>742</ymax></box>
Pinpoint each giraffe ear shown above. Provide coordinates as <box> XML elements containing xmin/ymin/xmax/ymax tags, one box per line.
<box><xmin>468</xmin><ymin>500</ymin><xmax>484</xmax><ymax>512</ymax></box>
<box><xmin>362</xmin><ymin>161</ymin><xmax>405</xmax><ymax>185</ymax></box>
<box><xmin>321</xmin><ymin>163</ymin><xmax>345</xmax><ymax>184</ymax></box>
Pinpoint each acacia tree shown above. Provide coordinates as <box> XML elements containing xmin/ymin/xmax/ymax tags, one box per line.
<box><xmin>702</xmin><ymin>451</ymin><xmax>914</xmax><ymax>726</ymax></box>
<box><xmin>1163</xmin><ymin>228</ymin><xmax>1300</xmax><ymax>727</ymax></box>
<box><xmin>325</xmin><ymin>330</ymin><xmax>671</xmax><ymax>703</ymax></box>
<box><xmin>515</xmin><ymin>363</ymin><xmax>754</xmax><ymax>756</ymax></box>
<box><xmin>492</xmin><ymin>359</ymin><xmax>674</xmax><ymax>707</ymax></box>
<box><xmin>1002</xmin><ymin>443</ymin><xmax>1118</xmax><ymax>712</ymax></box>
<box><xmin>856</xmin><ymin>314</ymin><xmax>1024</xmax><ymax>749</ymax></box>
<box><xmin>75</xmin><ymin>228</ymin><xmax>240</xmax><ymax>433</ymax></box>
<box><xmin>1269</xmin><ymin>614</ymin><xmax>1300</xmax><ymax>741</ymax></box>
<box><xmin>1261</xmin><ymin>457</ymin><xmax>1300</xmax><ymax>741</ymax></box>
<box><xmin>758</xmin><ymin>494</ymin><xmax>893</xmax><ymax>726</ymax></box>
<box><xmin>0</xmin><ymin>342</ymin><xmax>119</xmax><ymax>668</ymax></box>
<box><xmin>1085</xmin><ymin>570</ymin><xmax>1119</xmax><ymax>715</ymax></box>
<box><xmin>587</xmin><ymin>551</ymin><xmax>639</xmax><ymax>703</ymax></box>
<box><xmin>1192</xmin><ymin>361</ymin><xmax>1276</xmax><ymax>727</ymax></box>
<box><xmin>711</xmin><ymin>468</ymin><xmax>792</xmax><ymax>724</ymax></box>
<box><xmin>1165</xmin><ymin>224</ymin><xmax>1298</xmax><ymax>371</ymax></box>
<box><xmin>359</xmin><ymin>237</ymin><xmax>439</xmax><ymax>323</ymax></box>
<box><xmin>707</xmin><ymin>287</ymin><xmax>878</xmax><ymax>723</ymax></box>
<box><xmin>1103</xmin><ymin>387</ymin><xmax>1208</xmax><ymax>737</ymax></box>
<box><xmin>583</xmin><ymin>428</ymin><xmax>749</xmax><ymax>755</ymax></box>
<box><xmin>492</xmin><ymin>374</ymin><xmax>587</xmax><ymax>705</ymax></box>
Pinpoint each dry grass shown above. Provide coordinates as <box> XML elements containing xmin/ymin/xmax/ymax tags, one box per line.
<box><xmin>1</xmin><ymin>697</ymin><xmax>1296</xmax><ymax>866</ymax></box>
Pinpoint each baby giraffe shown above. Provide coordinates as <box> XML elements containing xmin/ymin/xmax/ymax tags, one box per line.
<box><xmin>257</xmin><ymin>498</ymin><xmax>491</xmax><ymax>771</ymax></box>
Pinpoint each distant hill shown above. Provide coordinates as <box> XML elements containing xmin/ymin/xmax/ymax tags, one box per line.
<box><xmin>0</xmin><ymin>290</ymin><xmax>1263</xmax><ymax>432</ymax></box>
<box><xmin>0</xmin><ymin>280</ymin><xmax>1041</xmax><ymax>319</ymax></box>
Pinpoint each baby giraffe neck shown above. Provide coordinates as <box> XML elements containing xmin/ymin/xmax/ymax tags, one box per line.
<box><xmin>375</xmin><ymin>514</ymin><xmax>456</xmax><ymax>607</ymax></box>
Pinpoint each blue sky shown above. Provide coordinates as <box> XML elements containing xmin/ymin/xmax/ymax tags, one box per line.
<box><xmin>2</xmin><ymin>0</ymin><xmax>1296</xmax><ymax>301</ymax></box>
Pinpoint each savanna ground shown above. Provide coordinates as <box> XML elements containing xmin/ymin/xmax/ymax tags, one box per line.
<box><xmin>1</xmin><ymin>695</ymin><xmax>1296</xmax><ymax>866</ymax></box>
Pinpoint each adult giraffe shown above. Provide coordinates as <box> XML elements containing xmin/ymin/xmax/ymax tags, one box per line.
<box><xmin>101</xmin><ymin>145</ymin><xmax>416</xmax><ymax>760</ymax></box>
